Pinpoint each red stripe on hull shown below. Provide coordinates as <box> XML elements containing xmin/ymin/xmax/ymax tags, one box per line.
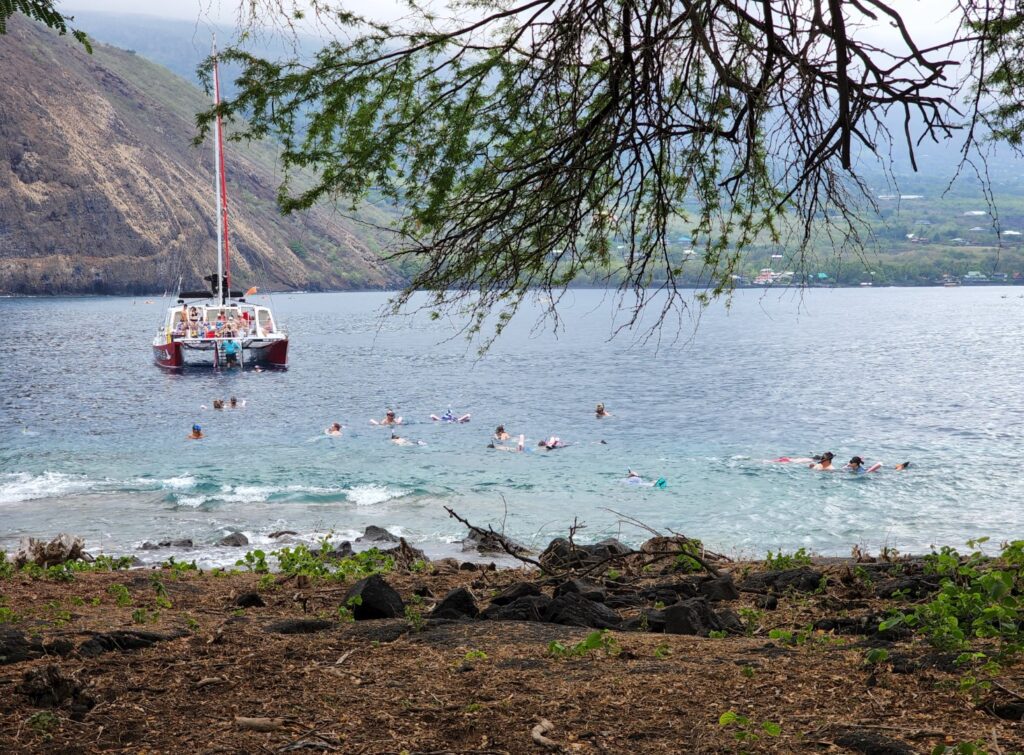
<box><xmin>263</xmin><ymin>339</ymin><xmax>289</xmax><ymax>368</ymax></box>
<box><xmin>153</xmin><ymin>342</ymin><xmax>183</xmax><ymax>369</ymax></box>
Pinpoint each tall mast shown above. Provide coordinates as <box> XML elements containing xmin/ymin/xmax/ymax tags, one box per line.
<box><xmin>212</xmin><ymin>37</ymin><xmax>224</xmax><ymax>304</ymax></box>
<box><xmin>213</xmin><ymin>43</ymin><xmax>232</xmax><ymax>301</ymax></box>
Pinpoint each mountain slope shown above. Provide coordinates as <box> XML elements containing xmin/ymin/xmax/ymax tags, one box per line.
<box><xmin>0</xmin><ymin>19</ymin><xmax>402</xmax><ymax>294</ymax></box>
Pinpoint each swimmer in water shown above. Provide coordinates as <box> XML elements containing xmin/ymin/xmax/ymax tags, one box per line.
<box><xmin>895</xmin><ymin>461</ymin><xmax>911</xmax><ymax>470</ymax></box>
<box><xmin>494</xmin><ymin>425</ymin><xmax>510</xmax><ymax>441</ymax></box>
<box><xmin>391</xmin><ymin>432</ymin><xmax>424</xmax><ymax>446</ymax></box>
<box><xmin>325</xmin><ymin>422</ymin><xmax>342</xmax><ymax>436</ymax></box>
<box><xmin>846</xmin><ymin>456</ymin><xmax>882</xmax><ymax>474</ymax></box>
<box><xmin>809</xmin><ymin>451</ymin><xmax>835</xmax><ymax>470</ymax></box>
<box><xmin>595</xmin><ymin>403</ymin><xmax>611</xmax><ymax>418</ymax></box>
<box><xmin>212</xmin><ymin>399</ymin><xmax>224</xmax><ymax>410</ymax></box>
<box><xmin>372</xmin><ymin>409</ymin><xmax>402</xmax><ymax>426</ymax></box>
<box><xmin>537</xmin><ymin>436</ymin><xmax>568</xmax><ymax>450</ymax></box>
<box><xmin>623</xmin><ymin>469</ymin><xmax>667</xmax><ymax>488</ymax></box>
<box><xmin>432</xmin><ymin>408</ymin><xmax>471</xmax><ymax>423</ymax></box>
<box><xmin>488</xmin><ymin>434</ymin><xmax>525</xmax><ymax>452</ymax></box>
<box><xmin>228</xmin><ymin>396</ymin><xmax>244</xmax><ymax>409</ymax></box>
<box><xmin>187</xmin><ymin>424</ymin><xmax>204</xmax><ymax>440</ymax></box>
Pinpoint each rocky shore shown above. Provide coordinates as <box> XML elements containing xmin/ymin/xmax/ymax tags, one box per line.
<box><xmin>2</xmin><ymin>527</ymin><xmax>1024</xmax><ymax>754</ymax></box>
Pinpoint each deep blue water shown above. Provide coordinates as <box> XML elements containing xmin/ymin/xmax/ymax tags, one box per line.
<box><xmin>2</xmin><ymin>287</ymin><xmax>1023</xmax><ymax>565</ymax></box>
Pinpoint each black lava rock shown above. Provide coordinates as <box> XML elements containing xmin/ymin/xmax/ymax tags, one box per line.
<box><xmin>543</xmin><ymin>592</ymin><xmax>621</xmax><ymax>629</ymax></box>
<box><xmin>431</xmin><ymin>587</ymin><xmax>479</xmax><ymax>621</ymax></box>
<box><xmin>663</xmin><ymin>598</ymin><xmax>723</xmax><ymax>636</ymax></box>
<box><xmin>343</xmin><ymin>574</ymin><xmax>405</xmax><ymax>620</ymax></box>
<box><xmin>481</xmin><ymin>595</ymin><xmax>552</xmax><ymax>621</ymax></box>
<box><xmin>356</xmin><ymin>526</ymin><xmax>399</xmax><ymax>543</ymax></box>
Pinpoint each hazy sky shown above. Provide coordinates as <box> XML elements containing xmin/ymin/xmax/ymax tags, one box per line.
<box><xmin>63</xmin><ymin>0</ymin><xmax>965</xmax><ymax>42</ymax></box>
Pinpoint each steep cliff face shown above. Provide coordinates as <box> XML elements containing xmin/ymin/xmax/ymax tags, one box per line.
<box><xmin>0</xmin><ymin>20</ymin><xmax>403</xmax><ymax>294</ymax></box>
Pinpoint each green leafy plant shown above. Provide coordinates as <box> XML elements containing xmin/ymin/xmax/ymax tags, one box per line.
<box><xmin>549</xmin><ymin>630</ymin><xmax>620</xmax><ymax>659</ymax></box>
<box><xmin>107</xmin><ymin>583</ymin><xmax>132</xmax><ymax>607</ymax></box>
<box><xmin>463</xmin><ymin>649</ymin><xmax>488</xmax><ymax>662</ymax></box>
<box><xmin>405</xmin><ymin>604</ymin><xmax>425</xmax><ymax>632</ymax></box>
<box><xmin>932</xmin><ymin>743</ymin><xmax>990</xmax><ymax>755</ymax></box>
<box><xmin>0</xmin><ymin>606</ymin><xmax>20</xmax><ymax>623</ymax></box>
<box><xmin>879</xmin><ymin>540</ymin><xmax>1024</xmax><ymax>655</ymax></box>
<box><xmin>864</xmin><ymin>648</ymin><xmax>890</xmax><ymax>665</ymax></box>
<box><xmin>653</xmin><ymin>642</ymin><xmax>671</xmax><ymax>659</ymax></box>
<box><xmin>150</xmin><ymin>575</ymin><xmax>173</xmax><ymax>609</ymax></box>
<box><xmin>708</xmin><ymin>630</ymin><xmax>727</xmax><ymax>639</ymax></box>
<box><xmin>26</xmin><ymin>711</ymin><xmax>59</xmax><ymax>738</ymax></box>
<box><xmin>740</xmin><ymin>665</ymin><xmax>755</xmax><ymax>679</ymax></box>
<box><xmin>765</xmin><ymin>548</ymin><xmax>812</xmax><ymax>570</ymax></box>
<box><xmin>236</xmin><ymin>549</ymin><xmax>270</xmax><ymax>574</ymax></box>
<box><xmin>718</xmin><ymin>710</ymin><xmax>781</xmax><ymax>742</ymax></box>
<box><xmin>92</xmin><ymin>554</ymin><xmax>135</xmax><ymax>571</ymax></box>
<box><xmin>0</xmin><ymin>552</ymin><xmax>14</xmax><ymax>580</ymax></box>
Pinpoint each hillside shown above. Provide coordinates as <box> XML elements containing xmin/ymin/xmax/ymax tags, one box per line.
<box><xmin>0</xmin><ymin>19</ymin><xmax>402</xmax><ymax>295</ymax></box>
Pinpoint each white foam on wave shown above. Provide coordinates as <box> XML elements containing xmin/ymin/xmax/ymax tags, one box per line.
<box><xmin>171</xmin><ymin>483</ymin><xmax>405</xmax><ymax>508</ymax></box>
<box><xmin>161</xmin><ymin>475</ymin><xmax>197</xmax><ymax>490</ymax></box>
<box><xmin>346</xmin><ymin>484</ymin><xmax>408</xmax><ymax>506</ymax></box>
<box><xmin>0</xmin><ymin>472</ymin><xmax>96</xmax><ymax>504</ymax></box>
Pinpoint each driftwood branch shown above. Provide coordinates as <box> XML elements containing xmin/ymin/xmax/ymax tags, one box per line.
<box><xmin>444</xmin><ymin>506</ymin><xmax>544</xmax><ymax>570</ymax></box>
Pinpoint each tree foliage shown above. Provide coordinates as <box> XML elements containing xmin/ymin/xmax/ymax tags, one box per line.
<box><xmin>208</xmin><ymin>0</ymin><xmax>1024</xmax><ymax>341</ymax></box>
<box><xmin>0</xmin><ymin>0</ymin><xmax>91</xmax><ymax>51</ymax></box>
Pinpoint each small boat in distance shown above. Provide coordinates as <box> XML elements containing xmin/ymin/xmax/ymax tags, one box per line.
<box><xmin>153</xmin><ymin>40</ymin><xmax>287</xmax><ymax>370</ymax></box>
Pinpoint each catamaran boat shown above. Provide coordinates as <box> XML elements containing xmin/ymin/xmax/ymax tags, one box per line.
<box><xmin>152</xmin><ymin>41</ymin><xmax>288</xmax><ymax>370</ymax></box>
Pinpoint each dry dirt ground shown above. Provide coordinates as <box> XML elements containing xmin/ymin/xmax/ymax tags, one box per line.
<box><xmin>1</xmin><ymin>560</ymin><xmax>1023</xmax><ymax>754</ymax></box>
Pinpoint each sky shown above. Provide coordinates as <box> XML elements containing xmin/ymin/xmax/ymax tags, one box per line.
<box><xmin>62</xmin><ymin>0</ymin><xmax>966</xmax><ymax>42</ymax></box>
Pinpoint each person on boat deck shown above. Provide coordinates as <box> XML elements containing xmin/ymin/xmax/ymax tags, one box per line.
<box><xmin>172</xmin><ymin>319</ymin><xmax>186</xmax><ymax>337</ymax></box>
<box><xmin>188</xmin><ymin>424</ymin><xmax>204</xmax><ymax>440</ymax></box>
<box><xmin>595</xmin><ymin>403</ymin><xmax>611</xmax><ymax>418</ymax></box>
<box><xmin>263</xmin><ymin>317</ymin><xmax>275</xmax><ymax>334</ymax></box>
<box><xmin>494</xmin><ymin>425</ymin><xmax>510</xmax><ymax>441</ymax></box>
<box><xmin>326</xmin><ymin>422</ymin><xmax>342</xmax><ymax>436</ymax></box>
<box><xmin>809</xmin><ymin>451</ymin><xmax>835</xmax><ymax>470</ymax></box>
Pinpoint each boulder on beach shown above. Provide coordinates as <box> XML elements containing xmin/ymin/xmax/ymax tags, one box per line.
<box><xmin>739</xmin><ymin>567</ymin><xmax>823</xmax><ymax>594</ymax></box>
<box><xmin>539</xmin><ymin>537</ymin><xmax>631</xmax><ymax>571</ymax></box>
<box><xmin>343</xmin><ymin>574</ymin><xmax>405</xmax><ymax>620</ymax></box>
<box><xmin>543</xmin><ymin>592</ymin><xmax>621</xmax><ymax>629</ymax></box>
<box><xmin>431</xmin><ymin>587</ymin><xmax>479</xmax><ymax>621</ymax></box>
<box><xmin>490</xmin><ymin>581</ymin><xmax>542</xmax><ymax>606</ymax></box>
<box><xmin>218</xmin><ymin>533</ymin><xmax>249</xmax><ymax>547</ymax></box>
<box><xmin>481</xmin><ymin>595</ymin><xmax>552</xmax><ymax>622</ymax></box>
<box><xmin>460</xmin><ymin>527</ymin><xmax>530</xmax><ymax>556</ymax></box>
<box><xmin>356</xmin><ymin>526</ymin><xmax>399</xmax><ymax>544</ymax></box>
<box><xmin>662</xmin><ymin>598</ymin><xmax>723</xmax><ymax>636</ymax></box>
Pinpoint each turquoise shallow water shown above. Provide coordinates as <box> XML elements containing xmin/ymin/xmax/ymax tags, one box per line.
<box><xmin>2</xmin><ymin>287</ymin><xmax>1023</xmax><ymax>565</ymax></box>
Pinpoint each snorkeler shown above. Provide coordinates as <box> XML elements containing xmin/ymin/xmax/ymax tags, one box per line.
<box><xmin>537</xmin><ymin>436</ymin><xmax>569</xmax><ymax>450</ymax></box>
<box><xmin>325</xmin><ymin>422</ymin><xmax>342</xmax><ymax>436</ymax></box>
<box><xmin>895</xmin><ymin>461</ymin><xmax>911</xmax><ymax>470</ymax></box>
<box><xmin>187</xmin><ymin>424</ymin><xmax>204</xmax><ymax>440</ymax></box>
<box><xmin>494</xmin><ymin>425</ymin><xmax>511</xmax><ymax>441</ymax></box>
<box><xmin>488</xmin><ymin>434</ymin><xmax>525</xmax><ymax>452</ymax></box>
<box><xmin>845</xmin><ymin>456</ymin><xmax>882</xmax><ymax>474</ymax></box>
<box><xmin>431</xmin><ymin>408</ymin><xmax>471</xmax><ymax>423</ymax></box>
<box><xmin>595</xmin><ymin>403</ymin><xmax>611</xmax><ymax>418</ymax></box>
<box><xmin>809</xmin><ymin>452</ymin><xmax>835</xmax><ymax>470</ymax></box>
<box><xmin>391</xmin><ymin>432</ymin><xmax>424</xmax><ymax>447</ymax></box>
<box><xmin>623</xmin><ymin>469</ymin><xmax>667</xmax><ymax>488</ymax></box>
<box><xmin>371</xmin><ymin>409</ymin><xmax>402</xmax><ymax>426</ymax></box>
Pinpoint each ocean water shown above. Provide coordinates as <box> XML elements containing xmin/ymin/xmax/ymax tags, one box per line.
<box><xmin>2</xmin><ymin>287</ymin><xmax>1023</xmax><ymax>566</ymax></box>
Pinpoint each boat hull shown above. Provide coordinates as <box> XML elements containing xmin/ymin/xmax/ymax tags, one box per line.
<box><xmin>153</xmin><ymin>341</ymin><xmax>183</xmax><ymax>369</ymax></box>
<box><xmin>153</xmin><ymin>338</ymin><xmax>288</xmax><ymax>369</ymax></box>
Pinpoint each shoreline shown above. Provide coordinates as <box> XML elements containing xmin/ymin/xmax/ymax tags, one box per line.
<box><xmin>2</xmin><ymin>533</ymin><xmax>1023</xmax><ymax>753</ymax></box>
